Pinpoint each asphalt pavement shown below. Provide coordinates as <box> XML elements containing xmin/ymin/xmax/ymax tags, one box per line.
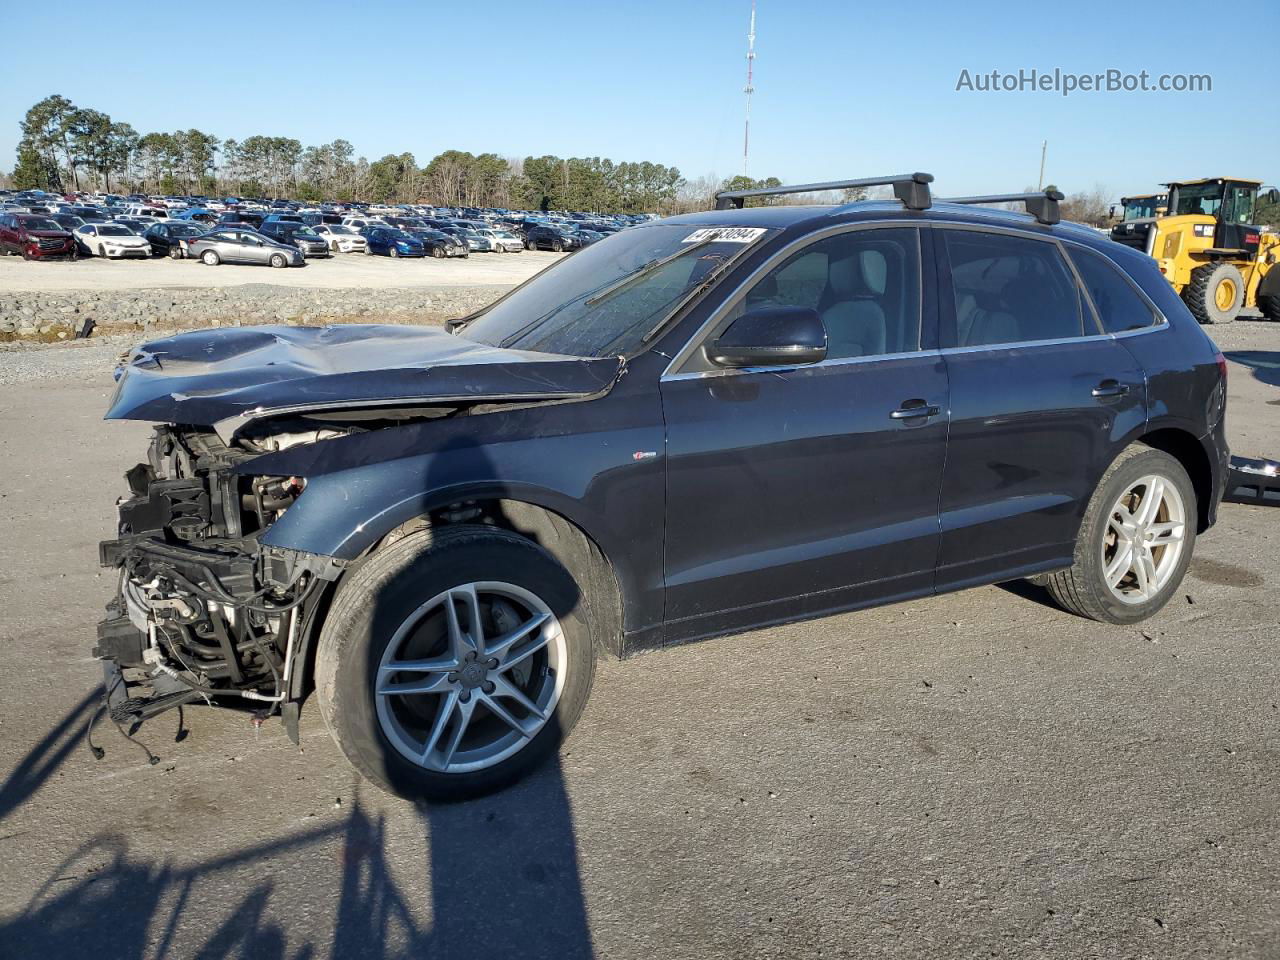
<box><xmin>0</xmin><ymin>321</ymin><xmax>1277</xmax><ymax>959</ymax></box>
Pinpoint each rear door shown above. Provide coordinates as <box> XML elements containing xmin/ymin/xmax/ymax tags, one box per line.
<box><xmin>661</xmin><ymin>225</ymin><xmax>949</xmax><ymax>641</ymax></box>
<box><xmin>933</xmin><ymin>226</ymin><xmax>1146</xmax><ymax>590</ymax></box>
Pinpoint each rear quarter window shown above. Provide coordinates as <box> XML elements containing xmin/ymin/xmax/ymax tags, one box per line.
<box><xmin>1067</xmin><ymin>245</ymin><xmax>1160</xmax><ymax>333</ymax></box>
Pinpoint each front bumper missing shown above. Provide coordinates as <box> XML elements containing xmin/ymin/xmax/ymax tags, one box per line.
<box><xmin>95</xmin><ymin>532</ymin><xmax>344</xmax><ymax>741</ymax></box>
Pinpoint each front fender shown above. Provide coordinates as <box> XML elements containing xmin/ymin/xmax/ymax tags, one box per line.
<box><xmin>249</xmin><ymin>394</ymin><xmax>668</xmax><ymax>634</ymax></box>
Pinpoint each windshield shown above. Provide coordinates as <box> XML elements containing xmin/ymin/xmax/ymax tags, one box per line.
<box><xmin>461</xmin><ymin>223</ymin><xmax>771</xmax><ymax>358</ymax></box>
<box><xmin>1122</xmin><ymin>198</ymin><xmax>1160</xmax><ymax>220</ymax></box>
<box><xmin>171</xmin><ymin>224</ymin><xmax>205</xmax><ymax>237</ymax></box>
<box><xmin>21</xmin><ymin>217</ymin><xmax>61</xmax><ymax>231</ymax></box>
<box><xmin>98</xmin><ymin>225</ymin><xmax>133</xmax><ymax>237</ymax></box>
<box><xmin>291</xmin><ymin>226</ymin><xmax>319</xmax><ymax>237</ymax></box>
<box><xmin>327</xmin><ymin>225</ymin><xmax>356</xmax><ymax>235</ymax></box>
<box><xmin>1172</xmin><ymin>183</ymin><xmax>1225</xmax><ymax>217</ymax></box>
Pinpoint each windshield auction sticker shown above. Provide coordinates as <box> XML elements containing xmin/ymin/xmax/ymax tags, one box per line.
<box><xmin>682</xmin><ymin>227</ymin><xmax>767</xmax><ymax>244</ymax></box>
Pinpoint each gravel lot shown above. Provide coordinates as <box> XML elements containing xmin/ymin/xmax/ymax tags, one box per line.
<box><xmin>0</xmin><ymin>319</ymin><xmax>1277</xmax><ymax>959</ymax></box>
<box><xmin>0</xmin><ymin>248</ymin><xmax>559</xmax><ymax>292</ymax></box>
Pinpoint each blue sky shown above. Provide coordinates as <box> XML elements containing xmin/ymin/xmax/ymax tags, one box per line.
<box><xmin>4</xmin><ymin>0</ymin><xmax>1275</xmax><ymax>199</ymax></box>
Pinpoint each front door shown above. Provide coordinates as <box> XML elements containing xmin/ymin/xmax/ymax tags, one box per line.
<box><xmin>660</xmin><ymin>226</ymin><xmax>949</xmax><ymax>642</ymax></box>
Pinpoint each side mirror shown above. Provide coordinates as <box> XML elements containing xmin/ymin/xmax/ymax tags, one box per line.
<box><xmin>706</xmin><ymin>306</ymin><xmax>827</xmax><ymax>368</ymax></box>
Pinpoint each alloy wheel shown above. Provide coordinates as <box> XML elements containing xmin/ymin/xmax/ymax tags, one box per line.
<box><xmin>374</xmin><ymin>581</ymin><xmax>566</xmax><ymax>773</ymax></box>
<box><xmin>1101</xmin><ymin>475</ymin><xmax>1187</xmax><ymax>604</ymax></box>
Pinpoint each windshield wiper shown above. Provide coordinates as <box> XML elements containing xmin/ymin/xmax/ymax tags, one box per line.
<box><xmin>583</xmin><ymin>238</ymin><xmax>714</xmax><ymax>307</ymax></box>
<box><xmin>496</xmin><ymin>270</ymin><xmax>636</xmax><ymax>349</ymax></box>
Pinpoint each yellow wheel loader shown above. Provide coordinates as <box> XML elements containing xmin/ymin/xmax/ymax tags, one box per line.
<box><xmin>1108</xmin><ymin>193</ymin><xmax>1167</xmax><ymax>249</ymax></box>
<box><xmin>1113</xmin><ymin>177</ymin><xmax>1280</xmax><ymax>324</ymax></box>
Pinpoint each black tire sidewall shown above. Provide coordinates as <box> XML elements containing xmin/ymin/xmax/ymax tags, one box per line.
<box><xmin>1188</xmin><ymin>263</ymin><xmax>1244</xmax><ymax>324</ymax></box>
<box><xmin>318</xmin><ymin>528</ymin><xmax>596</xmax><ymax>801</ymax></box>
<box><xmin>1077</xmin><ymin>448</ymin><xmax>1197</xmax><ymax>624</ymax></box>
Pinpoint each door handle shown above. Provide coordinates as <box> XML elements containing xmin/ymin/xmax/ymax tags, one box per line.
<box><xmin>890</xmin><ymin>399</ymin><xmax>941</xmax><ymax>420</ymax></box>
<box><xmin>1091</xmin><ymin>379</ymin><xmax>1130</xmax><ymax>398</ymax></box>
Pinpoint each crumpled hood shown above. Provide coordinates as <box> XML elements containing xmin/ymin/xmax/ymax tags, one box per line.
<box><xmin>105</xmin><ymin>324</ymin><xmax>623</xmax><ymax>433</ymax></box>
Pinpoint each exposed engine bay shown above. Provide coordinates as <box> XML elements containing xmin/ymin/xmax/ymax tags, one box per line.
<box><xmin>95</xmin><ymin>423</ymin><xmax>349</xmax><ymax>742</ymax></box>
<box><xmin>93</xmin><ymin>322</ymin><xmax>628</xmax><ymax>755</ymax></box>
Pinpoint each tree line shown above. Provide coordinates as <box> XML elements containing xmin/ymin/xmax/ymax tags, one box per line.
<box><xmin>8</xmin><ymin>94</ymin><xmax>694</xmax><ymax>213</ymax></box>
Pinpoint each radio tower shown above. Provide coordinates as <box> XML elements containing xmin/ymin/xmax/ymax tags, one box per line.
<box><xmin>742</xmin><ymin>0</ymin><xmax>756</xmax><ymax>178</ymax></box>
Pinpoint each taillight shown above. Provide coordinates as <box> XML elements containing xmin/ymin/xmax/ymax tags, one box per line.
<box><xmin>1215</xmin><ymin>350</ymin><xmax>1228</xmax><ymax>385</ymax></box>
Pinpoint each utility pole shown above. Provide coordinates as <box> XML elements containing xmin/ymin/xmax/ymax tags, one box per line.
<box><xmin>1037</xmin><ymin>140</ymin><xmax>1047</xmax><ymax>191</ymax></box>
<box><xmin>743</xmin><ymin>0</ymin><xmax>756</xmax><ymax>178</ymax></box>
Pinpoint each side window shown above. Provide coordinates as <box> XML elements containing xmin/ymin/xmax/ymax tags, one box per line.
<box><xmin>943</xmin><ymin>231</ymin><xmax>1083</xmax><ymax>347</ymax></box>
<box><xmin>732</xmin><ymin>228</ymin><xmax>922</xmax><ymax>359</ymax></box>
<box><xmin>1068</xmin><ymin>246</ymin><xmax>1159</xmax><ymax>333</ymax></box>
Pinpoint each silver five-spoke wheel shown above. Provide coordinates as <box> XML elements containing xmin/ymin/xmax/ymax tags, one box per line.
<box><xmin>375</xmin><ymin>581</ymin><xmax>566</xmax><ymax>774</ymax></box>
<box><xmin>1102</xmin><ymin>475</ymin><xmax>1187</xmax><ymax>605</ymax></box>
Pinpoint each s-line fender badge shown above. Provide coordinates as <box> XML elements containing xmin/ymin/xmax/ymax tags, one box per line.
<box><xmin>632</xmin><ymin>451</ymin><xmax>657</xmax><ymax>461</ymax></box>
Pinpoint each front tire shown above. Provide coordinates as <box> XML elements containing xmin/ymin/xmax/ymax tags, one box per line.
<box><xmin>316</xmin><ymin>525</ymin><xmax>596</xmax><ymax>802</ymax></box>
<box><xmin>1184</xmin><ymin>262</ymin><xmax>1244</xmax><ymax>324</ymax></box>
<box><xmin>1046</xmin><ymin>445</ymin><xmax>1196</xmax><ymax>624</ymax></box>
<box><xmin>389</xmin><ymin>246</ymin><xmax>399</xmax><ymax>258</ymax></box>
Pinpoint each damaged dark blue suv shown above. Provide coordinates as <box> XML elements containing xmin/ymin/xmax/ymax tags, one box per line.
<box><xmin>97</xmin><ymin>174</ymin><xmax>1229</xmax><ymax>800</ymax></box>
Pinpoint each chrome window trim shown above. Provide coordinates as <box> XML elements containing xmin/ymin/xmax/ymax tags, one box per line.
<box><xmin>937</xmin><ymin>332</ymin><xmax>1113</xmax><ymax>355</ymax></box>
<box><xmin>660</xmin><ymin>219</ymin><xmax>920</xmax><ymax>379</ymax></box>
<box><xmin>660</xmin><ymin>219</ymin><xmax>1174</xmax><ymax>382</ymax></box>
<box><xmin>1112</xmin><ymin>322</ymin><xmax>1170</xmax><ymax>340</ymax></box>
<box><xmin>662</xmin><ymin>348</ymin><xmax>942</xmax><ymax>382</ymax></box>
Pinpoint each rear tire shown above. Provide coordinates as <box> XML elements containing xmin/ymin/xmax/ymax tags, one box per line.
<box><xmin>201</xmin><ymin>250</ymin><xmax>220</xmax><ymax>266</ymax></box>
<box><xmin>1184</xmin><ymin>262</ymin><xmax>1244</xmax><ymax>324</ymax></box>
<box><xmin>316</xmin><ymin>525</ymin><xmax>597</xmax><ymax>802</ymax></box>
<box><xmin>1046</xmin><ymin>445</ymin><xmax>1196</xmax><ymax>624</ymax></box>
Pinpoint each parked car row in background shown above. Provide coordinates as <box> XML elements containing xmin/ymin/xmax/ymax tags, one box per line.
<box><xmin>0</xmin><ymin>188</ymin><xmax>654</xmax><ymax>266</ymax></box>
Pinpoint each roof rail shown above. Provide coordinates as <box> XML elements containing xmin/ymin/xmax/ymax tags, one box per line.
<box><xmin>940</xmin><ymin>189</ymin><xmax>1065</xmax><ymax>226</ymax></box>
<box><xmin>713</xmin><ymin>172</ymin><xmax>934</xmax><ymax>212</ymax></box>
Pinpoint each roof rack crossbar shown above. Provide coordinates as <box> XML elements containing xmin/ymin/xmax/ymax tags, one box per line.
<box><xmin>713</xmin><ymin>172</ymin><xmax>933</xmax><ymax>212</ymax></box>
<box><xmin>941</xmin><ymin>190</ymin><xmax>1065</xmax><ymax>226</ymax></box>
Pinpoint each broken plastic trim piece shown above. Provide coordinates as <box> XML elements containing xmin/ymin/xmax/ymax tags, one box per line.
<box><xmin>1223</xmin><ymin>455</ymin><xmax>1280</xmax><ymax>507</ymax></box>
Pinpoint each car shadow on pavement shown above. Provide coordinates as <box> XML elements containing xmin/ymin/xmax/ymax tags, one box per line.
<box><xmin>0</xmin><ymin>687</ymin><xmax>100</xmax><ymax>822</ymax></box>
<box><xmin>0</xmin><ymin>430</ymin><xmax>596</xmax><ymax>958</ymax></box>
<box><xmin>0</xmin><ymin>749</ymin><xmax>594</xmax><ymax>959</ymax></box>
<box><xmin>1223</xmin><ymin>350</ymin><xmax>1280</xmax><ymax>389</ymax></box>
